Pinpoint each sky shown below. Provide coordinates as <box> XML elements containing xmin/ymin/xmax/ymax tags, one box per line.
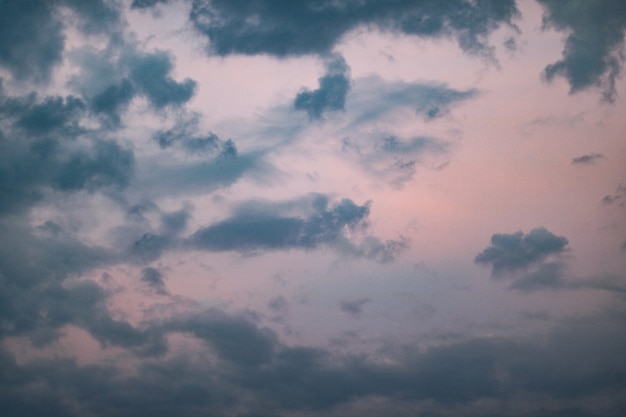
<box><xmin>0</xmin><ymin>0</ymin><xmax>625</xmax><ymax>416</ymax></box>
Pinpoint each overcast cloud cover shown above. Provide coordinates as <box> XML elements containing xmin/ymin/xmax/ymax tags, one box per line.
<box><xmin>0</xmin><ymin>1</ymin><xmax>625</xmax><ymax>416</ymax></box>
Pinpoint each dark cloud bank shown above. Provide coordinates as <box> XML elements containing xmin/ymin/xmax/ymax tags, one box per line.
<box><xmin>0</xmin><ymin>305</ymin><xmax>625</xmax><ymax>417</ymax></box>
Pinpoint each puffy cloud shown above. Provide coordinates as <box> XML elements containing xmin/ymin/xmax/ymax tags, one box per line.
<box><xmin>190</xmin><ymin>0</ymin><xmax>518</xmax><ymax>59</ymax></box>
<box><xmin>128</xmin><ymin>50</ymin><xmax>197</xmax><ymax>109</ymax></box>
<box><xmin>294</xmin><ymin>54</ymin><xmax>350</xmax><ymax>120</ymax></box>
<box><xmin>0</xmin><ymin>120</ymin><xmax>134</xmax><ymax>214</ymax></box>
<box><xmin>538</xmin><ymin>0</ymin><xmax>626</xmax><ymax>102</ymax></box>
<box><xmin>475</xmin><ymin>227</ymin><xmax>569</xmax><ymax>275</ymax></box>
<box><xmin>69</xmin><ymin>45</ymin><xmax>197</xmax><ymax>123</ymax></box>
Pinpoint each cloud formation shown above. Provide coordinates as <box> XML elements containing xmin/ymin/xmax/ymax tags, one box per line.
<box><xmin>190</xmin><ymin>194</ymin><xmax>405</xmax><ymax>261</ymax></box>
<box><xmin>572</xmin><ymin>153</ymin><xmax>604</xmax><ymax>165</ymax></box>
<box><xmin>475</xmin><ymin>227</ymin><xmax>569</xmax><ymax>275</ymax></box>
<box><xmin>190</xmin><ymin>0</ymin><xmax>518</xmax><ymax>58</ymax></box>
<box><xmin>294</xmin><ymin>54</ymin><xmax>351</xmax><ymax>120</ymax></box>
<box><xmin>539</xmin><ymin>0</ymin><xmax>626</xmax><ymax>101</ymax></box>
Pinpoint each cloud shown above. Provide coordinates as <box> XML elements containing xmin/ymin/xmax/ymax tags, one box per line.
<box><xmin>0</xmin><ymin>0</ymin><xmax>65</xmax><ymax>82</ymax></box>
<box><xmin>538</xmin><ymin>0</ymin><xmax>626</xmax><ymax>102</ymax></box>
<box><xmin>190</xmin><ymin>0</ymin><xmax>518</xmax><ymax>59</ymax></box>
<box><xmin>294</xmin><ymin>54</ymin><xmax>351</xmax><ymax>120</ymax></box>
<box><xmin>131</xmin><ymin>0</ymin><xmax>169</xmax><ymax>9</ymax></box>
<box><xmin>0</xmin><ymin>94</ymin><xmax>134</xmax><ymax>213</ymax></box>
<box><xmin>188</xmin><ymin>194</ymin><xmax>407</xmax><ymax>262</ymax></box>
<box><xmin>141</xmin><ymin>267</ymin><xmax>168</xmax><ymax>295</ymax></box>
<box><xmin>0</xmin><ymin>220</ymin><xmax>144</xmax><ymax>350</ymax></box>
<box><xmin>339</xmin><ymin>297</ymin><xmax>372</xmax><ymax>318</ymax></box>
<box><xmin>190</xmin><ymin>194</ymin><xmax>369</xmax><ymax>252</ymax></box>
<box><xmin>509</xmin><ymin>261</ymin><xmax>566</xmax><ymax>292</ymax></box>
<box><xmin>343</xmin><ymin>134</ymin><xmax>449</xmax><ymax>187</ymax></box>
<box><xmin>572</xmin><ymin>153</ymin><xmax>604</xmax><ymax>165</ymax></box>
<box><xmin>349</xmin><ymin>76</ymin><xmax>478</xmax><ymax>125</ymax></box>
<box><xmin>154</xmin><ymin>114</ymin><xmax>237</xmax><ymax>157</ymax></box>
<box><xmin>1</xmin><ymin>306</ymin><xmax>624</xmax><ymax>416</ymax></box>
<box><xmin>475</xmin><ymin>227</ymin><xmax>569</xmax><ymax>275</ymax></box>
<box><xmin>602</xmin><ymin>184</ymin><xmax>626</xmax><ymax>206</ymax></box>
<box><xmin>69</xmin><ymin>44</ymin><xmax>197</xmax><ymax>123</ymax></box>
<box><xmin>127</xmin><ymin>50</ymin><xmax>197</xmax><ymax>109</ymax></box>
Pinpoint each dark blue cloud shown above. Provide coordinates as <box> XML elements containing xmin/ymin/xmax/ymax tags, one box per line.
<box><xmin>294</xmin><ymin>54</ymin><xmax>350</xmax><ymax>120</ymax></box>
<box><xmin>538</xmin><ymin>0</ymin><xmax>626</xmax><ymax>102</ymax></box>
<box><xmin>131</xmin><ymin>0</ymin><xmax>169</xmax><ymax>9</ymax></box>
<box><xmin>128</xmin><ymin>50</ymin><xmax>197</xmax><ymax>109</ymax></box>
<box><xmin>190</xmin><ymin>0</ymin><xmax>518</xmax><ymax>58</ymax></box>
<box><xmin>188</xmin><ymin>194</ymin><xmax>407</xmax><ymax>262</ymax></box>
<box><xmin>0</xmin><ymin>0</ymin><xmax>65</xmax><ymax>82</ymax></box>
<box><xmin>0</xmin><ymin>84</ymin><xmax>135</xmax><ymax>215</ymax></box>
<box><xmin>0</xmin><ymin>302</ymin><xmax>624</xmax><ymax>416</ymax></box>
<box><xmin>475</xmin><ymin>227</ymin><xmax>569</xmax><ymax>275</ymax></box>
<box><xmin>190</xmin><ymin>195</ymin><xmax>369</xmax><ymax>252</ymax></box>
<box><xmin>69</xmin><ymin>46</ymin><xmax>197</xmax><ymax>123</ymax></box>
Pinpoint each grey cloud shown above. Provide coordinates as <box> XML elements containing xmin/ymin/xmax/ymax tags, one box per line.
<box><xmin>0</xmin><ymin>133</ymin><xmax>134</xmax><ymax>213</ymax></box>
<box><xmin>0</xmin><ymin>0</ymin><xmax>65</xmax><ymax>82</ymax></box>
<box><xmin>55</xmin><ymin>139</ymin><xmax>134</xmax><ymax>192</ymax></box>
<box><xmin>475</xmin><ymin>227</ymin><xmax>569</xmax><ymax>275</ymax></box>
<box><xmin>189</xmin><ymin>194</ymin><xmax>408</xmax><ymax>262</ymax></box>
<box><xmin>154</xmin><ymin>115</ymin><xmax>236</xmax><ymax>157</ymax></box>
<box><xmin>572</xmin><ymin>153</ymin><xmax>604</xmax><ymax>165</ymax></box>
<box><xmin>339</xmin><ymin>297</ymin><xmax>372</xmax><ymax>318</ymax></box>
<box><xmin>602</xmin><ymin>184</ymin><xmax>626</xmax><ymax>206</ymax></box>
<box><xmin>294</xmin><ymin>54</ymin><xmax>350</xmax><ymax>120</ymax></box>
<box><xmin>0</xmin><ymin>220</ymin><xmax>160</xmax><ymax>352</ymax></box>
<box><xmin>343</xmin><ymin>134</ymin><xmax>448</xmax><ymax>188</ymax></box>
<box><xmin>538</xmin><ymin>0</ymin><xmax>626</xmax><ymax>102</ymax></box>
<box><xmin>349</xmin><ymin>76</ymin><xmax>478</xmax><ymax>125</ymax></box>
<box><xmin>0</xmin><ymin>85</ymin><xmax>134</xmax><ymax>213</ymax></box>
<box><xmin>90</xmin><ymin>79</ymin><xmax>135</xmax><ymax>125</ymax></box>
<box><xmin>190</xmin><ymin>194</ymin><xmax>367</xmax><ymax>251</ymax></box>
<box><xmin>135</xmin><ymin>149</ymin><xmax>261</xmax><ymax>200</ymax></box>
<box><xmin>509</xmin><ymin>261</ymin><xmax>566</xmax><ymax>292</ymax></box>
<box><xmin>190</xmin><ymin>0</ymin><xmax>518</xmax><ymax>59</ymax></box>
<box><xmin>0</xmin><ymin>0</ymin><xmax>123</xmax><ymax>83</ymax></box>
<box><xmin>16</xmin><ymin>95</ymin><xmax>86</xmax><ymax>136</ymax></box>
<box><xmin>62</xmin><ymin>0</ymin><xmax>122</xmax><ymax>34</ymax></box>
<box><xmin>141</xmin><ymin>267</ymin><xmax>168</xmax><ymax>295</ymax></box>
<box><xmin>69</xmin><ymin>45</ymin><xmax>197</xmax><ymax>123</ymax></box>
<box><xmin>128</xmin><ymin>50</ymin><xmax>197</xmax><ymax>109</ymax></box>
<box><xmin>132</xmin><ymin>0</ymin><xmax>169</xmax><ymax>9</ymax></box>
<box><xmin>0</xmin><ymin>305</ymin><xmax>625</xmax><ymax>416</ymax></box>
